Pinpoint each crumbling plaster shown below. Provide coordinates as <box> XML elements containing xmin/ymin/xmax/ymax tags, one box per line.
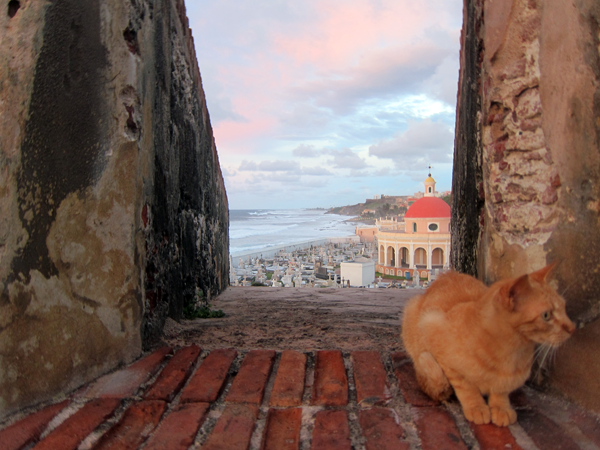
<box><xmin>477</xmin><ymin>0</ymin><xmax>600</xmax><ymax>322</ymax></box>
<box><xmin>0</xmin><ymin>0</ymin><xmax>228</xmax><ymax>419</ymax></box>
<box><xmin>453</xmin><ymin>0</ymin><xmax>600</xmax><ymax>412</ymax></box>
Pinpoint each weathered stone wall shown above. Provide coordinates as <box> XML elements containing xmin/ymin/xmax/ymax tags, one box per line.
<box><xmin>0</xmin><ymin>0</ymin><xmax>228</xmax><ymax>419</ymax></box>
<box><xmin>453</xmin><ymin>0</ymin><xmax>600</xmax><ymax>412</ymax></box>
<box><xmin>451</xmin><ymin>0</ymin><xmax>484</xmax><ymax>276</ymax></box>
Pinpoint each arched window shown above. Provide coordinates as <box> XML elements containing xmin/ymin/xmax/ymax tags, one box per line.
<box><xmin>432</xmin><ymin>248</ymin><xmax>444</xmax><ymax>265</ymax></box>
<box><xmin>414</xmin><ymin>248</ymin><xmax>427</xmax><ymax>265</ymax></box>
<box><xmin>428</xmin><ymin>187</ymin><xmax>432</xmax><ymax>193</ymax></box>
<box><xmin>412</xmin><ymin>222</ymin><xmax>417</xmax><ymax>232</ymax></box>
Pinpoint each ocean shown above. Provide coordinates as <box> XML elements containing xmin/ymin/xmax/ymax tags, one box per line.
<box><xmin>229</xmin><ymin>209</ymin><xmax>361</xmax><ymax>259</ymax></box>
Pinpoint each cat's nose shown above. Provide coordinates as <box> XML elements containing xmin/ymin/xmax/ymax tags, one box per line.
<box><xmin>562</xmin><ymin>321</ymin><xmax>576</xmax><ymax>335</ymax></box>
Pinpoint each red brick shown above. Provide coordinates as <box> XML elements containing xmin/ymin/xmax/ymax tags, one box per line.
<box><xmin>141</xmin><ymin>402</ymin><xmax>210</xmax><ymax>450</ymax></box>
<box><xmin>0</xmin><ymin>400</ymin><xmax>69</xmax><ymax>450</ymax></box>
<box><xmin>262</xmin><ymin>408</ymin><xmax>302</xmax><ymax>450</ymax></box>
<box><xmin>33</xmin><ymin>398</ymin><xmax>121</xmax><ymax>450</ymax></box>
<box><xmin>226</xmin><ymin>350</ymin><xmax>276</xmax><ymax>404</ymax></box>
<box><xmin>352</xmin><ymin>351</ymin><xmax>390</xmax><ymax>406</ymax></box>
<box><xmin>470</xmin><ymin>423</ymin><xmax>524</xmax><ymax>450</ymax></box>
<box><xmin>84</xmin><ymin>347</ymin><xmax>173</xmax><ymax>399</ymax></box>
<box><xmin>518</xmin><ymin>409</ymin><xmax>580</xmax><ymax>450</ymax></box>
<box><xmin>180</xmin><ymin>348</ymin><xmax>237</xmax><ymax>403</ymax></box>
<box><xmin>390</xmin><ymin>352</ymin><xmax>438</xmax><ymax>407</ymax></box>
<box><xmin>94</xmin><ymin>400</ymin><xmax>166</xmax><ymax>450</ymax></box>
<box><xmin>311</xmin><ymin>409</ymin><xmax>351</xmax><ymax>450</ymax></box>
<box><xmin>413</xmin><ymin>406</ymin><xmax>467</xmax><ymax>450</ymax></box>
<box><xmin>202</xmin><ymin>404</ymin><xmax>259</xmax><ymax>450</ymax></box>
<box><xmin>270</xmin><ymin>351</ymin><xmax>306</xmax><ymax>407</ymax></box>
<box><xmin>359</xmin><ymin>408</ymin><xmax>408</xmax><ymax>450</ymax></box>
<box><xmin>144</xmin><ymin>345</ymin><xmax>202</xmax><ymax>401</ymax></box>
<box><xmin>311</xmin><ymin>351</ymin><xmax>348</xmax><ymax>406</ymax></box>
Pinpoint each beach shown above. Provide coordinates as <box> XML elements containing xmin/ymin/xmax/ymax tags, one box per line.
<box><xmin>229</xmin><ymin>209</ymin><xmax>363</xmax><ymax>265</ymax></box>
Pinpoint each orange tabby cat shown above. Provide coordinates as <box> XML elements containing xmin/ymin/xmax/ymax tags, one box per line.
<box><xmin>401</xmin><ymin>264</ymin><xmax>575</xmax><ymax>426</ymax></box>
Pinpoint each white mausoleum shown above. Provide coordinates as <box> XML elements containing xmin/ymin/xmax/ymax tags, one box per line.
<box><xmin>340</xmin><ymin>257</ymin><xmax>376</xmax><ymax>287</ymax></box>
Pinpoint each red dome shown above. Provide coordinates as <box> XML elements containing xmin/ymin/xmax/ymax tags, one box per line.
<box><xmin>405</xmin><ymin>197</ymin><xmax>451</xmax><ymax>219</ymax></box>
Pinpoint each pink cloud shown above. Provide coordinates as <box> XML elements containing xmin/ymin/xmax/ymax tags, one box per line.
<box><xmin>213</xmin><ymin>116</ymin><xmax>276</xmax><ymax>153</ymax></box>
<box><xmin>271</xmin><ymin>0</ymin><xmax>441</xmax><ymax>69</ymax></box>
<box><xmin>191</xmin><ymin>0</ymin><xmax>462</xmax><ymax>179</ymax></box>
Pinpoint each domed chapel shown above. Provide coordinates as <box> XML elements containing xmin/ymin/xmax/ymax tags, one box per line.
<box><xmin>375</xmin><ymin>173</ymin><xmax>451</xmax><ymax>279</ymax></box>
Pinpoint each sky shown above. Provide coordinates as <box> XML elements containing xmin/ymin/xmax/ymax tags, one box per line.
<box><xmin>186</xmin><ymin>0</ymin><xmax>463</xmax><ymax>210</ymax></box>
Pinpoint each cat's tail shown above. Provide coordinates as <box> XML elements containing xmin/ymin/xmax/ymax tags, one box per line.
<box><xmin>415</xmin><ymin>352</ymin><xmax>453</xmax><ymax>401</ymax></box>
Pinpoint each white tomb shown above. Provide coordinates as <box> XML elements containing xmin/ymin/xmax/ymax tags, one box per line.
<box><xmin>340</xmin><ymin>257</ymin><xmax>375</xmax><ymax>287</ymax></box>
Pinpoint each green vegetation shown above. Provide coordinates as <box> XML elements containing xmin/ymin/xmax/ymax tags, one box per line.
<box><xmin>442</xmin><ymin>194</ymin><xmax>451</xmax><ymax>206</ymax></box>
<box><xmin>375</xmin><ymin>271</ymin><xmax>429</xmax><ymax>281</ymax></box>
<box><xmin>376</xmin><ymin>271</ymin><xmax>406</xmax><ymax>280</ymax></box>
<box><xmin>183</xmin><ymin>291</ymin><xmax>225</xmax><ymax>319</ymax></box>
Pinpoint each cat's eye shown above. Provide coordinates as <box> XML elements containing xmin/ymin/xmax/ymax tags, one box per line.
<box><xmin>541</xmin><ymin>311</ymin><xmax>552</xmax><ymax>321</ymax></box>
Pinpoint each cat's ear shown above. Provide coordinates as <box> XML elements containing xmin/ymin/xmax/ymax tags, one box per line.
<box><xmin>529</xmin><ymin>262</ymin><xmax>557</xmax><ymax>283</ymax></box>
<box><xmin>499</xmin><ymin>274</ymin><xmax>530</xmax><ymax>311</ymax></box>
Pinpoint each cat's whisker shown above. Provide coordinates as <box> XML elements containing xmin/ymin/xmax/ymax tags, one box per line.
<box><xmin>561</xmin><ymin>281</ymin><xmax>576</xmax><ymax>297</ymax></box>
<box><xmin>534</xmin><ymin>344</ymin><xmax>544</xmax><ymax>358</ymax></box>
<box><xmin>534</xmin><ymin>344</ymin><xmax>547</xmax><ymax>359</ymax></box>
<box><xmin>543</xmin><ymin>345</ymin><xmax>552</xmax><ymax>366</ymax></box>
<box><xmin>534</xmin><ymin>344</ymin><xmax>553</xmax><ymax>381</ymax></box>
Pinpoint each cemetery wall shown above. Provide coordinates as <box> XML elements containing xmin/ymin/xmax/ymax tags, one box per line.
<box><xmin>0</xmin><ymin>0</ymin><xmax>228</xmax><ymax>418</ymax></box>
<box><xmin>453</xmin><ymin>0</ymin><xmax>600</xmax><ymax>412</ymax></box>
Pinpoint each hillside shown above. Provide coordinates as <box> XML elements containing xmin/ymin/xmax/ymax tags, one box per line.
<box><xmin>328</xmin><ymin>194</ymin><xmax>451</xmax><ymax>218</ymax></box>
<box><xmin>328</xmin><ymin>198</ymin><xmax>407</xmax><ymax>218</ymax></box>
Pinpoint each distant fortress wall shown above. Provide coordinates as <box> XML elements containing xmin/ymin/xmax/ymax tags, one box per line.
<box><xmin>0</xmin><ymin>0</ymin><xmax>228</xmax><ymax>418</ymax></box>
<box><xmin>453</xmin><ymin>0</ymin><xmax>600</xmax><ymax>413</ymax></box>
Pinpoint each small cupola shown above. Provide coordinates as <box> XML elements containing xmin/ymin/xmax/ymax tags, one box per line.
<box><xmin>424</xmin><ymin>171</ymin><xmax>436</xmax><ymax>197</ymax></box>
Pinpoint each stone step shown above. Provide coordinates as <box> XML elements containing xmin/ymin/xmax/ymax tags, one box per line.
<box><xmin>1</xmin><ymin>346</ymin><xmax>598</xmax><ymax>450</ymax></box>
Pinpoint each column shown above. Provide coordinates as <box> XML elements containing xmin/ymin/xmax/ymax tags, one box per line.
<box><xmin>384</xmin><ymin>244</ymin><xmax>388</xmax><ymax>267</ymax></box>
<box><xmin>427</xmin><ymin>243</ymin><xmax>432</xmax><ymax>270</ymax></box>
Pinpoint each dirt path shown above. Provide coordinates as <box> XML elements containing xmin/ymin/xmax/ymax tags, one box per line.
<box><xmin>162</xmin><ymin>287</ymin><xmax>420</xmax><ymax>352</ymax></box>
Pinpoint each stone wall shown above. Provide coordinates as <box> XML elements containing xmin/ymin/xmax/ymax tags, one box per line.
<box><xmin>0</xmin><ymin>0</ymin><xmax>228</xmax><ymax>419</ymax></box>
<box><xmin>453</xmin><ymin>0</ymin><xmax>600</xmax><ymax>412</ymax></box>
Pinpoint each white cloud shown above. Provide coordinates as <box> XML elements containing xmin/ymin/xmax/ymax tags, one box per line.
<box><xmin>239</xmin><ymin>160</ymin><xmax>297</xmax><ymax>172</ymax></box>
<box><xmin>188</xmin><ymin>0</ymin><xmax>461</xmax><ymax>208</ymax></box>
<box><xmin>328</xmin><ymin>148</ymin><xmax>370</xmax><ymax>169</ymax></box>
<box><xmin>221</xmin><ymin>167</ymin><xmax>237</xmax><ymax>177</ymax></box>
<box><xmin>368</xmin><ymin>119</ymin><xmax>454</xmax><ymax>170</ymax></box>
<box><xmin>292</xmin><ymin>144</ymin><xmax>320</xmax><ymax>157</ymax></box>
<box><xmin>290</xmin><ymin>45</ymin><xmax>452</xmax><ymax>115</ymax></box>
<box><xmin>421</xmin><ymin>54</ymin><xmax>460</xmax><ymax>107</ymax></box>
<box><xmin>301</xmin><ymin>166</ymin><xmax>333</xmax><ymax>176</ymax></box>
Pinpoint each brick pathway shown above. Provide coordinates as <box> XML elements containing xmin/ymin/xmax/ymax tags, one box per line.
<box><xmin>2</xmin><ymin>346</ymin><xmax>599</xmax><ymax>450</ymax></box>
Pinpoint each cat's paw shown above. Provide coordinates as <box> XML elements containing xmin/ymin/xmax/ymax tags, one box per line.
<box><xmin>463</xmin><ymin>405</ymin><xmax>491</xmax><ymax>424</ymax></box>
<box><xmin>491</xmin><ymin>406</ymin><xmax>517</xmax><ymax>427</ymax></box>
